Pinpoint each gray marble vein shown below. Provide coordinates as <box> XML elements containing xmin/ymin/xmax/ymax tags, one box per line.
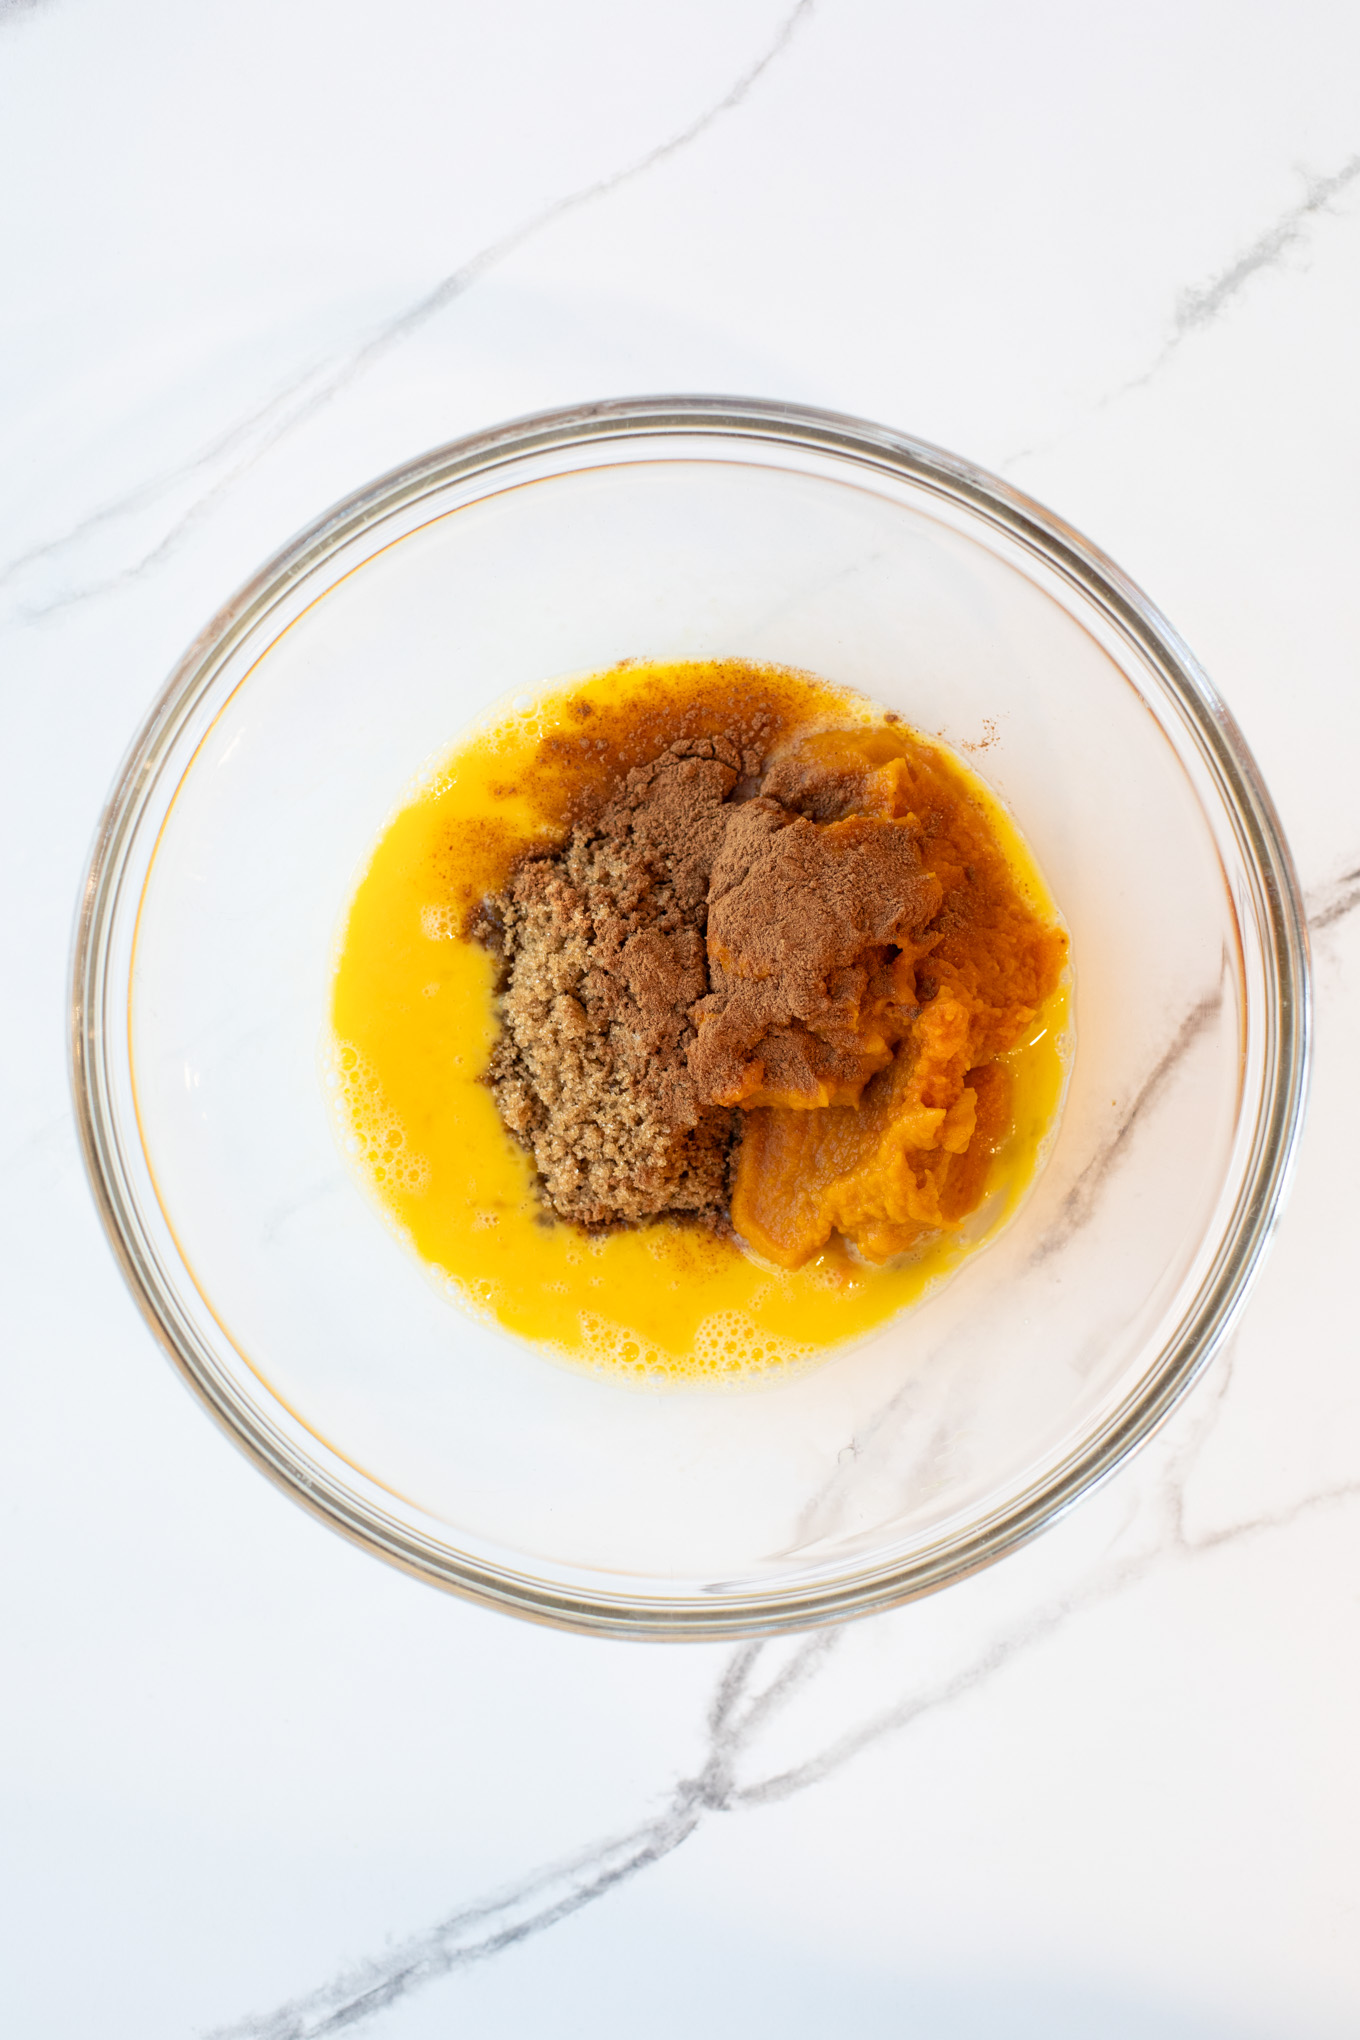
<box><xmin>206</xmin><ymin>1633</ymin><xmax>838</xmax><ymax>2040</ymax></box>
<box><xmin>1005</xmin><ymin>146</ymin><xmax>1360</xmax><ymax>469</ymax></box>
<box><xmin>1307</xmin><ymin>861</ymin><xmax>1360</xmax><ymax>933</ymax></box>
<box><xmin>1</xmin><ymin>0</ymin><xmax>815</xmax><ymax>624</ymax></box>
<box><xmin>738</xmin><ymin>1421</ymin><xmax>1360</xmax><ymax>1809</ymax></box>
<box><xmin>1033</xmin><ymin>985</ymin><xmax>1224</xmax><ymax>1262</ymax></box>
<box><xmin>1172</xmin><ymin>154</ymin><xmax>1360</xmax><ymax>340</ymax></box>
<box><xmin>0</xmin><ymin>360</ymin><xmax>336</xmax><ymax>608</ymax></box>
<box><xmin>204</xmin><ymin>1817</ymin><xmax>703</xmax><ymax>2040</ymax></box>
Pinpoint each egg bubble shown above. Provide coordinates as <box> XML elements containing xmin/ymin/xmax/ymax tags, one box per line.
<box><xmin>420</xmin><ymin>904</ymin><xmax>460</xmax><ymax>941</ymax></box>
<box><xmin>573</xmin><ymin>1306</ymin><xmax>814</xmax><ymax>1387</ymax></box>
<box><xmin>439</xmin><ymin>1269</ymin><xmax>499</xmax><ymax>1322</ymax></box>
<box><xmin>330</xmin><ymin>1038</ymin><xmax>431</xmax><ymax>1195</ymax></box>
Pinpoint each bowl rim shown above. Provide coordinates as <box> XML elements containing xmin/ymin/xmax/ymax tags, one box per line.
<box><xmin>69</xmin><ymin>393</ymin><xmax>1312</xmax><ymax>1639</ymax></box>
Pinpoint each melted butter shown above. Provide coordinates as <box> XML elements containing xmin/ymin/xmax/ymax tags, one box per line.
<box><xmin>328</xmin><ymin>659</ymin><xmax>1070</xmax><ymax>1387</ymax></box>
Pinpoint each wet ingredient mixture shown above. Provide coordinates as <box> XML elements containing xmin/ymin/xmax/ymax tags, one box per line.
<box><xmin>330</xmin><ymin>660</ymin><xmax>1070</xmax><ymax>1383</ymax></box>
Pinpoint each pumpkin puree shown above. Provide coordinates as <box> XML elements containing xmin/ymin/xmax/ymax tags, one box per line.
<box><xmin>728</xmin><ymin>724</ymin><xmax>1069</xmax><ymax>1267</ymax></box>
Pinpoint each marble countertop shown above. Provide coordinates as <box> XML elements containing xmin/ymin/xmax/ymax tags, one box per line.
<box><xmin>4</xmin><ymin>3</ymin><xmax>1359</xmax><ymax>2033</ymax></box>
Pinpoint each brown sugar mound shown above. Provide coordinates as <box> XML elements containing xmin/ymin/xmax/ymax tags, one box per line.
<box><xmin>483</xmin><ymin>739</ymin><xmax>742</xmax><ymax>1228</ymax></box>
<box><xmin>481</xmin><ymin>716</ymin><xmax>1066</xmax><ymax>1260</ymax></box>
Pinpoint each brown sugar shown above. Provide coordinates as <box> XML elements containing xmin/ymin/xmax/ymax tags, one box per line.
<box><xmin>481</xmin><ymin>711</ymin><xmax>1066</xmax><ymax>1265</ymax></box>
<box><xmin>483</xmin><ymin>738</ymin><xmax>742</xmax><ymax>1229</ymax></box>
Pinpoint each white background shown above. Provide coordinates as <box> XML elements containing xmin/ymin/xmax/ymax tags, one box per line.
<box><xmin>3</xmin><ymin>3</ymin><xmax>1359</xmax><ymax>2033</ymax></box>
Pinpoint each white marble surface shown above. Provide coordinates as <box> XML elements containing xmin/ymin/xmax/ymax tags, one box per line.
<box><xmin>3</xmin><ymin>2</ymin><xmax>1360</xmax><ymax>2033</ymax></box>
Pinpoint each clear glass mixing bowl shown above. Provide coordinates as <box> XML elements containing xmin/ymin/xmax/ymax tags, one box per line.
<box><xmin>71</xmin><ymin>397</ymin><xmax>1310</xmax><ymax>1637</ymax></box>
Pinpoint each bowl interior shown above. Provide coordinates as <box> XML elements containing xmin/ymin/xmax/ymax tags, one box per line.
<box><xmin>96</xmin><ymin>414</ymin><xmax>1292</xmax><ymax>1631</ymax></box>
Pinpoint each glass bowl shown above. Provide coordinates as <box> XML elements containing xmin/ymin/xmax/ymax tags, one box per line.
<box><xmin>72</xmin><ymin>397</ymin><xmax>1309</xmax><ymax>1638</ymax></box>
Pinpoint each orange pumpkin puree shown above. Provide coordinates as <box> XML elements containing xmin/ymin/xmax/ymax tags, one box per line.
<box><xmin>728</xmin><ymin>724</ymin><xmax>1068</xmax><ymax>1267</ymax></box>
<box><xmin>329</xmin><ymin>659</ymin><xmax>1069</xmax><ymax>1385</ymax></box>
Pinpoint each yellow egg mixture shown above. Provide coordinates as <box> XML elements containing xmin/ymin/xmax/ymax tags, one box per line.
<box><xmin>329</xmin><ymin>660</ymin><xmax>1070</xmax><ymax>1385</ymax></box>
